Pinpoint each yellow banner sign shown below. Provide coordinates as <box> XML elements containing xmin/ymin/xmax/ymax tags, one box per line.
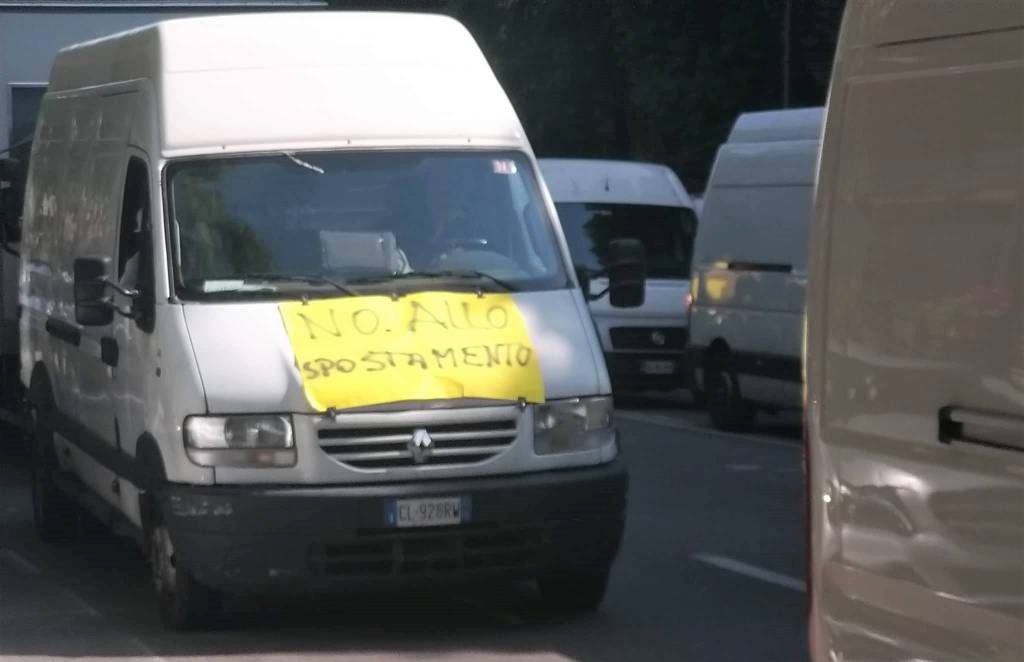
<box><xmin>279</xmin><ymin>292</ymin><xmax>545</xmax><ymax>411</ymax></box>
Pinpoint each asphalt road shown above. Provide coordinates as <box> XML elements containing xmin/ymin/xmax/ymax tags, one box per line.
<box><xmin>0</xmin><ymin>399</ymin><xmax>806</xmax><ymax>661</ymax></box>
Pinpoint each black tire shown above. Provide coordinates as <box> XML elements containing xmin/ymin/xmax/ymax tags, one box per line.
<box><xmin>149</xmin><ymin>504</ymin><xmax>222</xmax><ymax>630</ymax></box>
<box><xmin>705</xmin><ymin>358</ymin><xmax>756</xmax><ymax>431</ymax></box>
<box><xmin>537</xmin><ymin>568</ymin><xmax>611</xmax><ymax>613</ymax></box>
<box><xmin>29</xmin><ymin>397</ymin><xmax>78</xmax><ymax>543</ymax></box>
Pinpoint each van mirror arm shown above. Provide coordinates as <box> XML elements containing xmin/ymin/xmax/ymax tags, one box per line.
<box><xmin>100</xmin><ymin>279</ymin><xmax>143</xmax><ymax>319</ymax></box>
<box><xmin>576</xmin><ymin>264</ymin><xmax>610</xmax><ymax>301</ymax></box>
<box><xmin>102</xmin><ymin>278</ymin><xmax>141</xmax><ymax>300</ymax></box>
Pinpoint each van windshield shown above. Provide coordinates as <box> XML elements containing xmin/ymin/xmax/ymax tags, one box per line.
<box><xmin>166</xmin><ymin>151</ymin><xmax>568</xmax><ymax>300</ymax></box>
<box><xmin>555</xmin><ymin>203</ymin><xmax>697</xmax><ymax>279</ymax></box>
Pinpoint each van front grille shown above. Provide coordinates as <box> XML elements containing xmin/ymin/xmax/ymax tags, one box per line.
<box><xmin>318</xmin><ymin>418</ymin><xmax>518</xmax><ymax>470</ymax></box>
<box><xmin>609</xmin><ymin>326</ymin><xmax>687</xmax><ymax>350</ymax></box>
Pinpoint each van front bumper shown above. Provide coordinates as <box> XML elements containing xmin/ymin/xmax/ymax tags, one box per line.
<box><xmin>605</xmin><ymin>351</ymin><xmax>692</xmax><ymax>391</ymax></box>
<box><xmin>159</xmin><ymin>460</ymin><xmax>627</xmax><ymax>593</ymax></box>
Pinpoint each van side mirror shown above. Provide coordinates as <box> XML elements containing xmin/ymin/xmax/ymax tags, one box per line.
<box><xmin>74</xmin><ymin>257</ymin><xmax>114</xmax><ymax>326</ymax></box>
<box><xmin>607</xmin><ymin>238</ymin><xmax>646</xmax><ymax>308</ymax></box>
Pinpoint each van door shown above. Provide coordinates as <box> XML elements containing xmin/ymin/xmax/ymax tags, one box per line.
<box><xmin>68</xmin><ymin>95</ymin><xmax>123</xmax><ymax>509</ymax></box>
<box><xmin>109</xmin><ymin>155</ymin><xmax>156</xmax><ymax>524</ymax></box>
<box><xmin>816</xmin><ymin>20</ymin><xmax>1024</xmax><ymax>661</ymax></box>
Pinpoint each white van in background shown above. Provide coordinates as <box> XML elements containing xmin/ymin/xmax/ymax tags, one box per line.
<box><xmin>20</xmin><ymin>13</ymin><xmax>644</xmax><ymax>630</ymax></box>
<box><xmin>688</xmin><ymin>107</ymin><xmax>822</xmax><ymax>429</ymax></box>
<box><xmin>540</xmin><ymin>159</ymin><xmax>697</xmax><ymax>394</ymax></box>
<box><xmin>808</xmin><ymin>2</ymin><xmax>1024</xmax><ymax>660</ymax></box>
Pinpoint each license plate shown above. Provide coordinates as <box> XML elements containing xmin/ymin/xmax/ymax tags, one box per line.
<box><xmin>386</xmin><ymin>496</ymin><xmax>468</xmax><ymax>528</ymax></box>
<box><xmin>641</xmin><ymin>360</ymin><xmax>675</xmax><ymax>375</ymax></box>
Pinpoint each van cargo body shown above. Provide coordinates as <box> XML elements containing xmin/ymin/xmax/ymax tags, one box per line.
<box><xmin>808</xmin><ymin>1</ymin><xmax>1024</xmax><ymax>660</ymax></box>
<box><xmin>20</xmin><ymin>13</ymin><xmax>628</xmax><ymax>627</ymax></box>
<box><xmin>689</xmin><ymin>107</ymin><xmax>822</xmax><ymax>429</ymax></box>
<box><xmin>540</xmin><ymin>159</ymin><xmax>697</xmax><ymax>393</ymax></box>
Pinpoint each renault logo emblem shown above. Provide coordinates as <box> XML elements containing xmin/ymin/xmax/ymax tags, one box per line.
<box><xmin>409</xmin><ymin>428</ymin><xmax>434</xmax><ymax>464</ymax></box>
<box><xmin>651</xmin><ymin>331</ymin><xmax>666</xmax><ymax>347</ymax></box>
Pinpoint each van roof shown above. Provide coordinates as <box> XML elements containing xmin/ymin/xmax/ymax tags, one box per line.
<box><xmin>47</xmin><ymin>12</ymin><xmax>526</xmax><ymax>157</ymax></box>
<box><xmin>538</xmin><ymin>158</ymin><xmax>692</xmax><ymax>208</ymax></box>
<box><xmin>726</xmin><ymin>107</ymin><xmax>823</xmax><ymax>144</ymax></box>
<box><xmin>0</xmin><ymin>1</ymin><xmax>323</xmax><ymax>6</ymax></box>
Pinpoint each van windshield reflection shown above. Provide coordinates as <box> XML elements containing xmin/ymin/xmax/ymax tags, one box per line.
<box><xmin>555</xmin><ymin>202</ymin><xmax>697</xmax><ymax>280</ymax></box>
<box><xmin>166</xmin><ymin>151</ymin><xmax>568</xmax><ymax>300</ymax></box>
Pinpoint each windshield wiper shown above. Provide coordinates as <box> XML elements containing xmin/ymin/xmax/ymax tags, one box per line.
<box><xmin>281</xmin><ymin>152</ymin><xmax>324</xmax><ymax>175</ymax></box>
<box><xmin>237</xmin><ymin>272</ymin><xmax>357</xmax><ymax>296</ymax></box>
<box><xmin>352</xmin><ymin>269</ymin><xmax>519</xmax><ymax>292</ymax></box>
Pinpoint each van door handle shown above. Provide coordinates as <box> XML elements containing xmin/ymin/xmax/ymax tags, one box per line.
<box><xmin>938</xmin><ymin>406</ymin><xmax>1024</xmax><ymax>453</ymax></box>
<box><xmin>726</xmin><ymin>261</ymin><xmax>793</xmax><ymax>274</ymax></box>
<box><xmin>100</xmin><ymin>337</ymin><xmax>119</xmax><ymax>368</ymax></box>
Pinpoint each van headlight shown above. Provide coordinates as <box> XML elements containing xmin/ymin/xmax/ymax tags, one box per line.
<box><xmin>534</xmin><ymin>396</ymin><xmax>615</xmax><ymax>455</ymax></box>
<box><xmin>184</xmin><ymin>415</ymin><xmax>296</xmax><ymax>467</ymax></box>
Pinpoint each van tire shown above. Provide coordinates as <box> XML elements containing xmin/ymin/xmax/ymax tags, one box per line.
<box><xmin>150</xmin><ymin>505</ymin><xmax>222</xmax><ymax>630</ymax></box>
<box><xmin>537</xmin><ymin>568</ymin><xmax>610</xmax><ymax>612</ymax></box>
<box><xmin>705</xmin><ymin>361</ymin><xmax>756</xmax><ymax>431</ymax></box>
<box><xmin>29</xmin><ymin>395</ymin><xmax>78</xmax><ymax>543</ymax></box>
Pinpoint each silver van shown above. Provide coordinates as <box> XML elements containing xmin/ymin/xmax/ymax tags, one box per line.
<box><xmin>17</xmin><ymin>13</ymin><xmax>645</xmax><ymax>629</ymax></box>
<box><xmin>540</xmin><ymin>158</ymin><xmax>697</xmax><ymax>395</ymax></box>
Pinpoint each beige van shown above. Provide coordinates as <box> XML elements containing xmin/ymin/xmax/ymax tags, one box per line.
<box><xmin>807</xmin><ymin>1</ymin><xmax>1024</xmax><ymax>660</ymax></box>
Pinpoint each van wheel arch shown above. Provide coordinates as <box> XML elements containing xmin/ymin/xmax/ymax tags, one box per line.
<box><xmin>27</xmin><ymin>363</ymin><xmax>77</xmax><ymax>542</ymax></box>
<box><xmin>703</xmin><ymin>341</ymin><xmax>756</xmax><ymax>431</ymax></box>
<box><xmin>705</xmin><ymin>339</ymin><xmax>731</xmax><ymax>365</ymax></box>
<box><xmin>134</xmin><ymin>433</ymin><xmax>222</xmax><ymax>629</ymax></box>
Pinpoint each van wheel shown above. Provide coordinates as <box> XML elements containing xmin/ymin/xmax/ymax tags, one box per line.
<box><xmin>706</xmin><ymin>362</ymin><xmax>756</xmax><ymax>431</ymax></box>
<box><xmin>29</xmin><ymin>402</ymin><xmax>77</xmax><ymax>543</ymax></box>
<box><xmin>537</xmin><ymin>568</ymin><xmax>610</xmax><ymax>612</ymax></box>
<box><xmin>150</xmin><ymin>508</ymin><xmax>221</xmax><ymax>630</ymax></box>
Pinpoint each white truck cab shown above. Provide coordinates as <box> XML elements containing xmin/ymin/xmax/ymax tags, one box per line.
<box><xmin>808</xmin><ymin>1</ymin><xmax>1024</xmax><ymax>660</ymax></box>
<box><xmin>19</xmin><ymin>13</ymin><xmax>645</xmax><ymax>629</ymax></box>
<box><xmin>539</xmin><ymin>159</ymin><xmax>697</xmax><ymax>394</ymax></box>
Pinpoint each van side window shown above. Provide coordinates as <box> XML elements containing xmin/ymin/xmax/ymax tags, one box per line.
<box><xmin>117</xmin><ymin>158</ymin><xmax>150</xmax><ymax>284</ymax></box>
<box><xmin>117</xmin><ymin>157</ymin><xmax>156</xmax><ymax>332</ymax></box>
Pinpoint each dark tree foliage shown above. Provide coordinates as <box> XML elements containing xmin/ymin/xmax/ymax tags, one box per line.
<box><xmin>326</xmin><ymin>0</ymin><xmax>845</xmax><ymax>192</ymax></box>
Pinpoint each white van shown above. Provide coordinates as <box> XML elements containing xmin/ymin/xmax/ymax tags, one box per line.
<box><xmin>688</xmin><ymin>107</ymin><xmax>822</xmax><ymax>429</ymax></box>
<box><xmin>807</xmin><ymin>2</ymin><xmax>1024</xmax><ymax>660</ymax></box>
<box><xmin>539</xmin><ymin>159</ymin><xmax>697</xmax><ymax>394</ymax></box>
<box><xmin>19</xmin><ymin>13</ymin><xmax>646</xmax><ymax>629</ymax></box>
